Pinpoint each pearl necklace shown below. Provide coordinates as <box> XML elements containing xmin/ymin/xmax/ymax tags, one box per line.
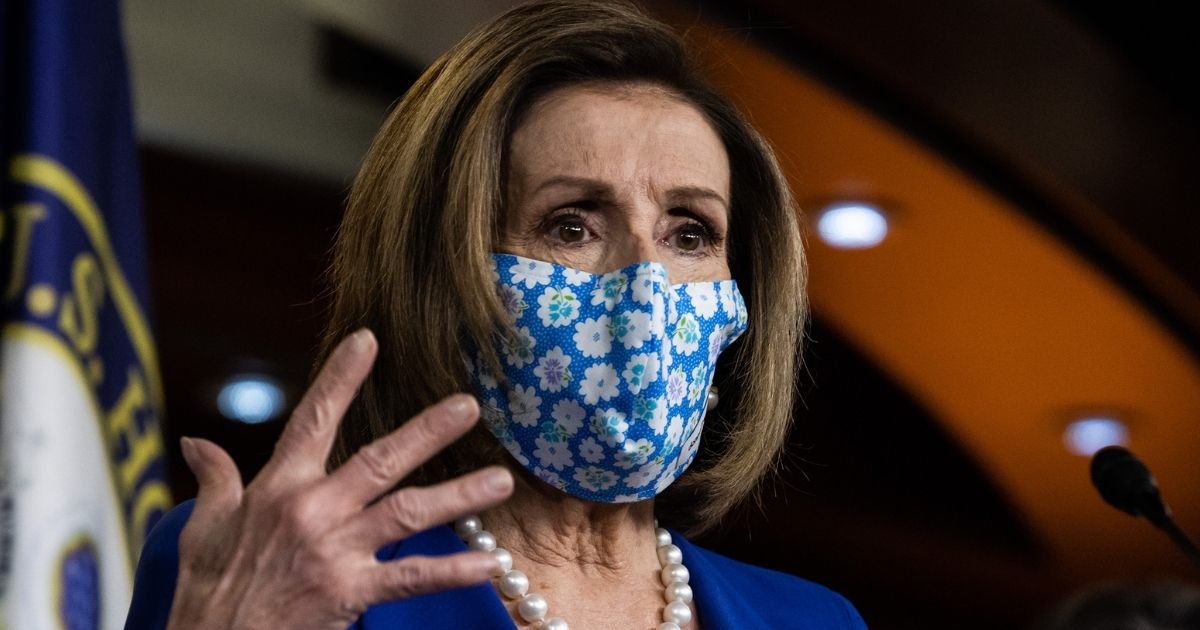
<box><xmin>454</xmin><ymin>515</ymin><xmax>695</xmax><ymax>630</ymax></box>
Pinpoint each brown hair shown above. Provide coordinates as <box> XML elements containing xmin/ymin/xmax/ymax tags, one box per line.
<box><xmin>317</xmin><ymin>0</ymin><xmax>807</xmax><ymax>532</ymax></box>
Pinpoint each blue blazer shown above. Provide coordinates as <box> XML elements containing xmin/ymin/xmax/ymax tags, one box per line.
<box><xmin>126</xmin><ymin>501</ymin><xmax>867</xmax><ymax>629</ymax></box>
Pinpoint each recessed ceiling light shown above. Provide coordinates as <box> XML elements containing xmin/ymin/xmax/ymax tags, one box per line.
<box><xmin>816</xmin><ymin>202</ymin><xmax>889</xmax><ymax>249</ymax></box>
<box><xmin>217</xmin><ymin>373</ymin><xmax>285</xmax><ymax>424</ymax></box>
<box><xmin>1063</xmin><ymin>416</ymin><xmax>1129</xmax><ymax>457</ymax></box>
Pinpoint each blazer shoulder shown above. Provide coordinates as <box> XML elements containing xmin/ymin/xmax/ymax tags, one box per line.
<box><xmin>678</xmin><ymin>535</ymin><xmax>868</xmax><ymax>629</ymax></box>
<box><xmin>124</xmin><ymin>500</ymin><xmax>196</xmax><ymax>630</ymax></box>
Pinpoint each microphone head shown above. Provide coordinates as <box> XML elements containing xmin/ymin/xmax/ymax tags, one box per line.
<box><xmin>1090</xmin><ymin>445</ymin><xmax>1162</xmax><ymax>518</ymax></box>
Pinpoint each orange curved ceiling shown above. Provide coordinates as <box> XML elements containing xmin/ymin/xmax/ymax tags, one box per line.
<box><xmin>676</xmin><ymin>16</ymin><xmax>1200</xmax><ymax>586</ymax></box>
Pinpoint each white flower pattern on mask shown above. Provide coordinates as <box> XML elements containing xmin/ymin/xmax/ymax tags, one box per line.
<box><xmin>665</xmin><ymin>369</ymin><xmax>687</xmax><ymax>406</ymax></box>
<box><xmin>648</xmin><ymin>292</ymin><xmax>667</xmax><ymax>339</ymax></box>
<box><xmin>590</xmin><ymin>407</ymin><xmax>628</xmax><ymax>446</ymax></box>
<box><xmin>706</xmin><ymin>329</ymin><xmax>725</xmax><ymax>365</ymax></box>
<box><xmin>509</xmin><ymin>259</ymin><xmax>553</xmax><ymax>289</ymax></box>
<box><xmin>625</xmin><ymin>460</ymin><xmax>663</xmax><ymax>489</ymax></box>
<box><xmin>534</xmin><ymin>466</ymin><xmax>565</xmax><ymax>489</ymax></box>
<box><xmin>550</xmin><ymin>398</ymin><xmax>585</xmax><ymax>435</ymax></box>
<box><xmin>608</xmin><ymin>309</ymin><xmax>652</xmax><ymax>350</ymax></box>
<box><xmin>578</xmin><ymin>436</ymin><xmax>604</xmax><ymax>463</ymax></box>
<box><xmin>573</xmin><ymin>315</ymin><xmax>612</xmax><ymax>358</ymax></box>
<box><xmin>563</xmin><ymin>267</ymin><xmax>591</xmax><ymax>286</ymax></box>
<box><xmin>537</xmin><ymin>287</ymin><xmax>580</xmax><ymax>327</ymax></box>
<box><xmin>533</xmin><ymin>436</ymin><xmax>574</xmax><ymax>471</ymax></box>
<box><xmin>498</xmin><ymin>285</ymin><xmax>527</xmax><ymax>323</ymax></box>
<box><xmin>534</xmin><ymin>346</ymin><xmax>572</xmax><ymax>392</ymax></box>
<box><xmin>718</xmin><ymin>283</ymin><xmax>739</xmax><ymax>316</ymax></box>
<box><xmin>502</xmin><ymin>326</ymin><xmax>536</xmax><ymax>368</ymax></box>
<box><xmin>665</xmin><ymin>413</ymin><xmax>684</xmax><ymax>447</ymax></box>
<box><xmin>474</xmin><ymin>254</ymin><xmax>747</xmax><ymax>503</ymax></box>
<box><xmin>630</xmin><ymin>265</ymin><xmax>663</xmax><ymax>304</ymax></box>
<box><xmin>474</xmin><ymin>352</ymin><xmax>498</xmax><ymax>390</ymax></box>
<box><xmin>573</xmin><ymin>466</ymin><xmax>619</xmax><ymax>493</ymax></box>
<box><xmin>687</xmin><ymin>365</ymin><xmax>709</xmax><ymax>404</ymax></box>
<box><xmin>685</xmin><ymin>283</ymin><xmax>719</xmax><ymax>319</ymax></box>
<box><xmin>672</xmin><ymin>314</ymin><xmax>701</xmax><ymax>355</ymax></box>
<box><xmin>507</xmin><ymin>384</ymin><xmax>541</xmax><ymax>427</ymax></box>
<box><xmin>579</xmin><ymin>363</ymin><xmax>620</xmax><ymax>404</ymax></box>
<box><xmin>622</xmin><ymin>353</ymin><xmax>659</xmax><ymax>395</ymax></box>
<box><xmin>648</xmin><ymin>399</ymin><xmax>668</xmax><ymax>435</ymax></box>
<box><xmin>590</xmin><ymin>271</ymin><xmax>628</xmax><ymax>310</ymax></box>
<box><xmin>614</xmin><ymin>438</ymin><xmax>653</xmax><ymax>470</ymax></box>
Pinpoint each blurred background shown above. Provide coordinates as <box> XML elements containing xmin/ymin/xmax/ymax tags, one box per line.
<box><xmin>123</xmin><ymin>0</ymin><xmax>1200</xmax><ymax>627</ymax></box>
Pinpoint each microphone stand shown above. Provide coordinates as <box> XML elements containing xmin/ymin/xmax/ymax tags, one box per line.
<box><xmin>1091</xmin><ymin>445</ymin><xmax>1200</xmax><ymax>571</ymax></box>
<box><xmin>1151</xmin><ymin>512</ymin><xmax>1200</xmax><ymax>570</ymax></box>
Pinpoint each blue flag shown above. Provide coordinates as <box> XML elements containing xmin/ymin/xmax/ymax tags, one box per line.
<box><xmin>1</xmin><ymin>0</ymin><xmax>171</xmax><ymax>627</ymax></box>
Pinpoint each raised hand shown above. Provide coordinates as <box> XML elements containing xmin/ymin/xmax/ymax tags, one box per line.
<box><xmin>166</xmin><ymin>329</ymin><xmax>512</xmax><ymax>630</ymax></box>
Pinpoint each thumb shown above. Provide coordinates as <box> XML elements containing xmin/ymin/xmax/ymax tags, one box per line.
<box><xmin>181</xmin><ymin>436</ymin><xmax>243</xmax><ymax>516</ymax></box>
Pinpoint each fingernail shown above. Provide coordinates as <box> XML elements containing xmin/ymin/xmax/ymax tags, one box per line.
<box><xmin>485</xmin><ymin>469</ymin><xmax>513</xmax><ymax>495</ymax></box>
<box><xmin>445</xmin><ymin>394</ymin><xmax>477</xmax><ymax>423</ymax></box>
<box><xmin>476</xmin><ymin>553</ymin><xmax>502</xmax><ymax>576</ymax></box>
<box><xmin>350</xmin><ymin>328</ymin><xmax>374</xmax><ymax>351</ymax></box>
<box><xmin>180</xmin><ymin>436</ymin><xmax>198</xmax><ymax>463</ymax></box>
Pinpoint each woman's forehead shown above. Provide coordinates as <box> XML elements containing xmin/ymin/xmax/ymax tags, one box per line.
<box><xmin>507</xmin><ymin>83</ymin><xmax>730</xmax><ymax>207</ymax></box>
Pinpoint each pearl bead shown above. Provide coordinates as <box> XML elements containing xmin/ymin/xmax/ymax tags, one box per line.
<box><xmin>518</xmin><ymin>593</ymin><xmax>549</xmax><ymax>622</ymax></box>
<box><xmin>454</xmin><ymin>515</ymin><xmax>482</xmax><ymax>539</ymax></box>
<box><xmin>661</xmin><ymin>563</ymin><xmax>690</xmax><ymax>586</ymax></box>
<box><xmin>462</xmin><ymin>514</ymin><xmax>699</xmax><ymax>629</ymax></box>
<box><xmin>705</xmin><ymin>387</ymin><xmax>719</xmax><ymax>412</ymax></box>
<box><xmin>466</xmin><ymin>530</ymin><xmax>497</xmax><ymax>551</ymax></box>
<box><xmin>491</xmin><ymin>548</ymin><xmax>513</xmax><ymax>576</ymax></box>
<box><xmin>663</xmin><ymin>599</ymin><xmax>693</xmax><ymax>625</ymax></box>
<box><xmin>664</xmin><ymin>581</ymin><xmax>693</xmax><ymax>604</ymax></box>
<box><xmin>498</xmin><ymin>569</ymin><xmax>529</xmax><ymax>599</ymax></box>
<box><xmin>657</xmin><ymin>543</ymin><xmax>682</xmax><ymax>567</ymax></box>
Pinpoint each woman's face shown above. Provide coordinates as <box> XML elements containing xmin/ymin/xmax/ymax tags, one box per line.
<box><xmin>501</xmin><ymin>82</ymin><xmax>732</xmax><ymax>283</ymax></box>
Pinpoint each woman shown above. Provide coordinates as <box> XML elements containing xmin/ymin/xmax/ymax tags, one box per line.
<box><xmin>125</xmin><ymin>1</ymin><xmax>867</xmax><ymax>628</ymax></box>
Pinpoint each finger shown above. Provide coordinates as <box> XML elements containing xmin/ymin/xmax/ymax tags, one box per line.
<box><xmin>181</xmin><ymin>436</ymin><xmax>243</xmax><ymax>519</ymax></box>
<box><xmin>322</xmin><ymin>393</ymin><xmax>480</xmax><ymax>507</ymax></box>
<box><xmin>270</xmin><ymin>329</ymin><xmax>378</xmax><ymax>476</ymax></box>
<box><xmin>362</xmin><ymin>552</ymin><xmax>500</xmax><ymax>604</ymax></box>
<box><xmin>346</xmin><ymin>466</ymin><xmax>513</xmax><ymax>549</ymax></box>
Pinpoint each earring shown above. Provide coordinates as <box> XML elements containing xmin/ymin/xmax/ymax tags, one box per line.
<box><xmin>705</xmin><ymin>386</ymin><xmax>719</xmax><ymax>412</ymax></box>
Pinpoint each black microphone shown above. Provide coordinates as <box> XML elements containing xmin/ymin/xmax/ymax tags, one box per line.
<box><xmin>1090</xmin><ymin>445</ymin><xmax>1200</xmax><ymax>570</ymax></box>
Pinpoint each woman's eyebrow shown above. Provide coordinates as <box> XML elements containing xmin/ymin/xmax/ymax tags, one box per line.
<box><xmin>532</xmin><ymin>175</ymin><xmax>612</xmax><ymax>199</ymax></box>
<box><xmin>666</xmin><ymin>186</ymin><xmax>729</xmax><ymax>214</ymax></box>
<box><xmin>535</xmin><ymin>177</ymin><xmax>727</xmax><ymax>209</ymax></box>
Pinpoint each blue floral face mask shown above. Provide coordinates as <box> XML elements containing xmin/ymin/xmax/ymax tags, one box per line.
<box><xmin>467</xmin><ymin>253</ymin><xmax>748</xmax><ymax>503</ymax></box>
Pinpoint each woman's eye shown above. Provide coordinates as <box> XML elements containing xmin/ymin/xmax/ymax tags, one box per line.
<box><xmin>673</xmin><ymin>225</ymin><xmax>707</xmax><ymax>252</ymax></box>
<box><xmin>555</xmin><ymin>220</ymin><xmax>587</xmax><ymax>243</ymax></box>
